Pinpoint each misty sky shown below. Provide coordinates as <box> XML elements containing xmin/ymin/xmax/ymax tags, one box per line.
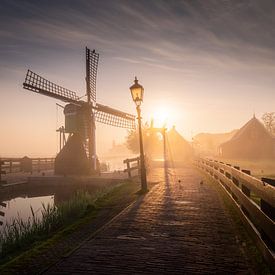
<box><xmin>0</xmin><ymin>0</ymin><xmax>275</xmax><ymax>157</ymax></box>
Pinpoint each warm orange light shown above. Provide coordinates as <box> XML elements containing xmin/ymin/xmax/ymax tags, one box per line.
<box><xmin>152</xmin><ymin>106</ymin><xmax>172</xmax><ymax>127</ymax></box>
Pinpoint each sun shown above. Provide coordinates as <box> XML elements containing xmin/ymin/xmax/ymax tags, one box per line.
<box><xmin>152</xmin><ymin>106</ymin><xmax>172</xmax><ymax>128</ymax></box>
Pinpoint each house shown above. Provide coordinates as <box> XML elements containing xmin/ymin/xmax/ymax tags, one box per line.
<box><xmin>166</xmin><ymin>126</ymin><xmax>193</xmax><ymax>161</ymax></box>
<box><xmin>219</xmin><ymin>116</ymin><xmax>275</xmax><ymax>160</ymax></box>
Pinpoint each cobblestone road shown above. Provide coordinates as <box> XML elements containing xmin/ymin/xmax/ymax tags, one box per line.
<box><xmin>46</xmin><ymin>165</ymin><xmax>252</xmax><ymax>274</ymax></box>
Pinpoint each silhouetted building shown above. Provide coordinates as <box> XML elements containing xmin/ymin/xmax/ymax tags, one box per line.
<box><xmin>55</xmin><ymin>133</ymin><xmax>90</xmax><ymax>175</ymax></box>
<box><xmin>167</xmin><ymin>126</ymin><xmax>193</xmax><ymax>161</ymax></box>
<box><xmin>219</xmin><ymin>116</ymin><xmax>275</xmax><ymax>160</ymax></box>
<box><xmin>193</xmin><ymin>130</ymin><xmax>238</xmax><ymax>156</ymax></box>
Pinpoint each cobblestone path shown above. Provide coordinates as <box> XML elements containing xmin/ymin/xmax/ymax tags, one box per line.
<box><xmin>46</xmin><ymin>165</ymin><xmax>252</xmax><ymax>274</ymax></box>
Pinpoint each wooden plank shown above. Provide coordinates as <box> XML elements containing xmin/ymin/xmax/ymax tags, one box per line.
<box><xmin>123</xmin><ymin>157</ymin><xmax>139</xmax><ymax>163</ymax></box>
<box><xmin>232</xmin><ymin>169</ymin><xmax>275</xmax><ymax>207</ymax></box>
<box><xmin>203</xmin><ymin>162</ymin><xmax>275</xmax><ymax>244</ymax></box>
<box><xmin>206</xmin><ymin>159</ymin><xmax>275</xmax><ymax>208</ymax></box>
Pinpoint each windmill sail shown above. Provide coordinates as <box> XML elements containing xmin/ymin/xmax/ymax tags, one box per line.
<box><xmin>86</xmin><ymin>47</ymin><xmax>99</xmax><ymax>103</ymax></box>
<box><xmin>94</xmin><ymin>103</ymin><xmax>136</xmax><ymax>129</ymax></box>
<box><xmin>23</xmin><ymin>70</ymin><xmax>80</xmax><ymax>104</ymax></box>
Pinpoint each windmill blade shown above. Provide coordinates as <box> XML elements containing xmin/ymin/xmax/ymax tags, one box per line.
<box><xmin>86</xmin><ymin>47</ymin><xmax>99</xmax><ymax>103</ymax></box>
<box><xmin>23</xmin><ymin>70</ymin><xmax>80</xmax><ymax>104</ymax></box>
<box><xmin>94</xmin><ymin>103</ymin><xmax>136</xmax><ymax>129</ymax></box>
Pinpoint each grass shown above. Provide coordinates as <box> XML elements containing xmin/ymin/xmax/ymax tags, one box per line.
<box><xmin>0</xmin><ymin>183</ymin><xmax>128</xmax><ymax>260</ymax></box>
<box><xmin>0</xmin><ymin>180</ymin><xmax>141</xmax><ymax>272</ymax></box>
<box><xmin>216</xmin><ymin>157</ymin><xmax>275</xmax><ymax>178</ymax></box>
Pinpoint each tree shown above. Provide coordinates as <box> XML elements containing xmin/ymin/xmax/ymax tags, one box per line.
<box><xmin>262</xmin><ymin>112</ymin><xmax>275</xmax><ymax>135</ymax></box>
<box><xmin>125</xmin><ymin>122</ymin><xmax>163</xmax><ymax>157</ymax></box>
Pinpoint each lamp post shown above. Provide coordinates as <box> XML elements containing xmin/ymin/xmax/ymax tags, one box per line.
<box><xmin>130</xmin><ymin>77</ymin><xmax>148</xmax><ymax>192</ymax></box>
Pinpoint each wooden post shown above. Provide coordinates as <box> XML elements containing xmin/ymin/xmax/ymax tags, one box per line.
<box><xmin>137</xmin><ymin>158</ymin><xmax>140</xmax><ymax>175</ymax></box>
<box><xmin>127</xmin><ymin>161</ymin><xmax>131</xmax><ymax>178</ymax></box>
<box><xmin>225</xmin><ymin>172</ymin><xmax>231</xmax><ymax>179</ymax></box>
<box><xmin>241</xmin><ymin>184</ymin><xmax>250</xmax><ymax>197</ymax></box>
<box><xmin>232</xmin><ymin>177</ymin><xmax>239</xmax><ymax>186</ymax></box>
<box><xmin>0</xmin><ymin>160</ymin><xmax>6</xmax><ymax>185</ymax></box>
<box><xmin>0</xmin><ymin>159</ymin><xmax>3</xmax><ymax>183</ymax></box>
<box><xmin>260</xmin><ymin>199</ymin><xmax>274</xmax><ymax>221</ymax></box>
<box><xmin>9</xmin><ymin>161</ymin><xmax>12</xmax><ymax>173</ymax></box>
<box><xmin>242</xmin><ymin>169</ymin><xmax>251</xmax><ymax>175</ymax></box>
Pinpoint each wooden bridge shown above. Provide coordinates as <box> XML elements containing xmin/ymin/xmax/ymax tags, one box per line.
<box><xmin>0</xmin><ymin>157</ymin><xmax>55</xmax><ymax>184</ymax></box>
<box><xmin>1</xmin><ymin>156</ymin><xmax>274</xmax><ymax>273</ymax></box>
<box><xmin>41</xmin><ymin>159</ymin><xmax>274</xmax><ymax>274</ymax></box>
<box><xmin>196</xmin><ymin>158</ymin><xmax>275</xmax><ymax>270</ymax></box>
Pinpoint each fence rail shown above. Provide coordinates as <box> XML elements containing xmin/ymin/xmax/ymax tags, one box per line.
<box><xmin>123</xmin><ymin>157</ymin><xmax>140</xmax><ymax>178</ymax></box>
<box><xmin>195</xmin><ymin>158</ymin><xmax>275</xmax><ymax>270</ymax></box>
<box><xmin>0</xmin><ymin>157</ymin><xmax>55</xmax><ymax>183</ymax></box>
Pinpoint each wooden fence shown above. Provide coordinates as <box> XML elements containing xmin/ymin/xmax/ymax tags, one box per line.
<box><xmin>0</xmin><ymin>157</ymin><xmax>55</xmax><ymax>182</ymax></box>
<box><xmin>195</xmin><ymin>158</ymin><xmax>275</xmax><ymax>270</ymax></box>
<box><xmin>123</xmin><ymin>157</ymin><xmax>140</xmax><ymax>178</ymax></box>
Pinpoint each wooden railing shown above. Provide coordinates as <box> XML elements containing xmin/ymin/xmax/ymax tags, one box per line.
<box><xmin>123</xmin><ymin>157</ymin><xmax>140</xmax><ymax>178</ymax></box>
<box><xmin>0</xmin><ymin>157</ymin><xmax>55</xmax><ymax>183</ymax></box>
<box><xmin>195</xmin><ymin>158</ymin><xmax>275</xmax><ymax>270</ymax></box>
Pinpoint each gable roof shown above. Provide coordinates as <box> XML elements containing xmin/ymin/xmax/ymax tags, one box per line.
<box><xmin>167</xmin><ymin>126</ymin><xmax>192</xmax><ymax>148</ymax></box>
<box><xmin>221</xmin><ymin>116</ymin><xmax>273</xmax><ymax>147</ymax></box>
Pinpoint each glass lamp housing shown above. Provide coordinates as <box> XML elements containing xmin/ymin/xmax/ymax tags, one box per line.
<box><xmin>130</xmin><ymin>77</ymin><xmax>144</xmax><ymax>106</ymax></box>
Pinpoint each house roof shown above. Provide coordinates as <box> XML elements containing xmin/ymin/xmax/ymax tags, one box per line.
<box><xmin>221</xmin><ymin>116</ymin><xmax>273</xmax><ymax>147</ymax></box>
<box><xmin>167</xmin><ymin>126</ymin><xmax>192</xmax><ymax>148</ymax></box>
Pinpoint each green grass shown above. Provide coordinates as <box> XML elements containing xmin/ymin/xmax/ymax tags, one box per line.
<box><xmin>0</xmin><ymin>190</ymin><xmax>98</xmax><ymax>258</ymax></box>
<box><xmin>216</xmin><ymin>157</ymin><xmax>275</xmax><ymax>177</ymax></box>
<box><xmin>0</xmin><ymin>183</ymin><xmax>129</xmax><ymax>260</ymax></box>
<box><xmin>0</xmin><ymin>180</ymin><xmax>141</xmax><ymax>272</ymax></box>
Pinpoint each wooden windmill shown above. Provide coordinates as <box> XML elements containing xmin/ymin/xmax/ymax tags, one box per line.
<box><xmin>23</xmin><ymin>47</ymin><xmax>135</xmax><ymax>175</ymax></box>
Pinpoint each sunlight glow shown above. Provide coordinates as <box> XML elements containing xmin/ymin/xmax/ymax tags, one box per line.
<box><xmin>152</xmin><ymin>106</ymin><xmax>174</xmax><ymax>128</ymax></box>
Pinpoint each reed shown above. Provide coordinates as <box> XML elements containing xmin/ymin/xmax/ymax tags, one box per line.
<box><xmin>0</xmin><ymin>190</ymin><xmax>100</xmax><ymax>257</ymax></box>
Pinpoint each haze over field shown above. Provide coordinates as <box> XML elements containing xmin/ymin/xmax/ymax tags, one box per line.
<box><xmin>0</xmin><ymin>0</ymin><xmax>275</xmax><ymax>157</ymax></box>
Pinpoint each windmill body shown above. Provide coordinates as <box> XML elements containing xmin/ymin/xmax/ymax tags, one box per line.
<box><xmin>23</xmin><ymin>47</ymin><xmax>135</xmax><ymax>175</ymax></box>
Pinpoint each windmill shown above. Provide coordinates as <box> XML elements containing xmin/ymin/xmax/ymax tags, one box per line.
<box><xmin>23</xmin><ymin>47</ymin><xmax>135</xmax><ymax>175</ymax></box>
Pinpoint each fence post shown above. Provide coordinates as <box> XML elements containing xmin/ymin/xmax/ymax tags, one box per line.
<box><xmin>0</xmin><ymin>159</ymin><xmax>7</xmax><ymax>185</ymax></box>
<box><xmin>9</xmin><ymin>161</ymin><xmax>12</xmax><ymax>173</ymax></box>
<box><xmin>0</xmin><ymin>159</ymin><xmax>3</xmax><ymax>183</ymax></box>
<box><xmin>127</xmin><ymin>160</ymin><xmax>131</xmax><ymax>178</ymax></box>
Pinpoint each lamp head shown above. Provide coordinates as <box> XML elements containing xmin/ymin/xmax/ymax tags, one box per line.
<box><xmin>130</xmin><ymin>77</ymin><xmax>144</xmax><ymax>106</ymax></box>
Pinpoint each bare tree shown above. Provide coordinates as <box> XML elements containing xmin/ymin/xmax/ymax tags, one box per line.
<box><xmin>262</xmin><ymin>112</ymin><xmax>275</xmax><ymax>135</ymax></box>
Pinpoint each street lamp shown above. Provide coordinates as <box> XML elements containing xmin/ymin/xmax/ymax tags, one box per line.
<box><xmin>130</xmin><ymin>77</ymin><xmax>148</xmax><ymax>192</ymax></box>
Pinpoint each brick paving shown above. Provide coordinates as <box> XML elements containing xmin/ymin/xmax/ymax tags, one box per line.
<box><xmin>46</xmin><ymin>165</ymin><xmax>252</xmax><ymax>274</ymax></box>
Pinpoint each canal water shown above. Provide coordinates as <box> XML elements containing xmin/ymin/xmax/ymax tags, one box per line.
<box><xmin>0</xmin><ymin>179</ymin><xmax>120</xmax><ymax>231</ymax></box>
<box><xmin>1</xmin><ymin>195</ymin><xmax>54</xmax><ymax>228</ymax></box>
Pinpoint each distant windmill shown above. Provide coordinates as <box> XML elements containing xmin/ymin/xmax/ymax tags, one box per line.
<box><xmin>23</xmin><ymin>47</ymin><xmax>135</xmax><ymax>174</ymax></box>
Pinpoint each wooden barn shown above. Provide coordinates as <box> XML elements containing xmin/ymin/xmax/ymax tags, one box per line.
<box><xmin>166</xmin><ymin>126</ymin><xmax>193</xmax><ymax>161</ymax></box>
<box><xmin>219</xmin><ymin>116</ymin><xmax>275</xmax><ymax>160</ymax></box>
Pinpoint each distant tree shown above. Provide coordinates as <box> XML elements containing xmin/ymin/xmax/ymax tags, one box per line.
<box><xmin>126</xmin><ymin>129</ymin><xmax>140</xmax><ymax>154</ymax></box>
<box><xmin>262</xmin><ymin>112</ymin><xmax>275</xmax><ymax>135</ymax></box>
<box><xmin>125</xmin><ymin>122</ymin><xmax>163</xmax><ymax>157</ymax></box>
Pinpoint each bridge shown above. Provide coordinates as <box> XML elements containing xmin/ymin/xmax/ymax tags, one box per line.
<box><xmin>40</xmin><ymin>160</ymin><xmax>273</xmax><ymax>273</ymax></box>
<box><xmin>0</xmin><ymin>157</ymin><xmax>274</xmax><ymax>273</ymax></box>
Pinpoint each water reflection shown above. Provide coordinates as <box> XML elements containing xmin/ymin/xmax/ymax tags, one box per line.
<box><xmin>1</xmin><ymin>195</ymin><xmax>54</xmax><ymax>229</ymax></box>
<box><xmin>0</xmin><ymin>179</ymin><xmax>118</xmax><ymax>230</ymax></box>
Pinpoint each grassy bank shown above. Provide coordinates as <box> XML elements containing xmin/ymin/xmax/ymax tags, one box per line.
<box><xmin>215</xmin><ymin>157</ymin><xmax>275</xmax><ymax>178</ymax></box>
<box><xmin>0</xmin><ymin>180</ymin><xmax>141</xmax><ymax>272</ymax></box>
<box><xmin>0</xmin><ymin>190</ymin><xmax>98</xmax><ymax>258</ymax></box>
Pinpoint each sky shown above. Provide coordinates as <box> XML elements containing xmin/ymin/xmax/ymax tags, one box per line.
<box><xmin>0</xmin><ymin>0</ymin><xmax>275</xmax><ymax>157</ymax></box>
